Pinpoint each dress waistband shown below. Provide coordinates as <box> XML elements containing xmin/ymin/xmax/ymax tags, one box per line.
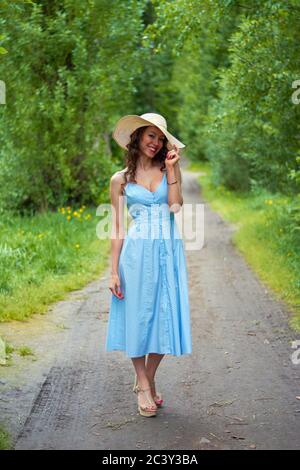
<box><xmin>128</xmin><ymin>204</ymin><xmax>174</xmax><ymax>223</ymax></box>
<box><xmin>127</xmin><ymin>206</ymin><xmax>175</xmax><ymax>240</ymax></box>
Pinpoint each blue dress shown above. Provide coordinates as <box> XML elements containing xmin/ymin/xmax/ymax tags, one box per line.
<box><xmin>105</xmin><ymin>171</ymin><xmax>192</xmax><ymax>358</ymax></box>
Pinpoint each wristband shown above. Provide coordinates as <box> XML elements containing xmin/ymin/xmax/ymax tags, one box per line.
<box><xmin>167</xmin><ymin>180</ymin><xmax>177</xmax><ymax>185</ymax></box>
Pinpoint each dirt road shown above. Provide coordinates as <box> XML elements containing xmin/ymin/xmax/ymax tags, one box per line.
<box><xmin>1</xmin><ymin>163</ymin><xmax>300</xmax><ymax>450</ymax></box>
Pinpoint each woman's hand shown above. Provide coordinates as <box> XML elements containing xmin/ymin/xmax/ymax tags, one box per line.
<box><xmin>109</xmin><ymin>274</ymin><xmax>124</xmax><ymax>299</ymax></box>
<box><xmin>165</xmin><ymin>144</ymin><xmax>180</xmax><ymax>168</ymax></box>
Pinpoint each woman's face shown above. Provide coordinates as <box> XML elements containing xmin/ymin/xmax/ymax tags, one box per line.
<box><xmin>139</xmin><ymin>125</ymin><xmax>166</xmax><ymax>158</ymax></box>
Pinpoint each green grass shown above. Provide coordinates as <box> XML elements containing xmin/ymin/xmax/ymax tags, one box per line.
<box><xmin>187</xmin><ymin>161</ymin><xmax>300</xmax><ymax>331</ymax></box>
<box><xmin>18</xmin><ymin>346</ymin><xmax>35</xmax><ymax>357</ymax></box>
<box><xmin>0</xmin><ymin>204</ymin><xmax>110</xmax><ymax>322</ymax></box>
<box><xmin>0</xmin><ymin>425</ymin><xmax>12</xmax><ymax>450</ymax></box>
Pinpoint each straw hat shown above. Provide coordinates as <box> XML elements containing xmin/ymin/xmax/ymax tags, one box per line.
<box><xmin>112</xmin><ymin>112</ymin><xmax>185</xmax><ymax>151</ymax></box>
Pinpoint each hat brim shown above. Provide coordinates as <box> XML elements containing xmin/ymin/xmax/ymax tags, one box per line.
<box><xmin>112</xmin><ymin>114</ymin><xmax>185</xmax><ymax>151</ymax></box>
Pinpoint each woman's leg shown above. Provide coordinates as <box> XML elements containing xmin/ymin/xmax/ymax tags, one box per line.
<box><xmin>131</xmin><ymin>356</ymin><xmax>157</xmax><ymax>409</ymax></box>
<box><xmin>145</xmin><ymin>353</ymin><xmax>165</xmax><ymax>382</ymax></box>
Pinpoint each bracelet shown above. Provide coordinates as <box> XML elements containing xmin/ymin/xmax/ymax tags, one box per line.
<box><xmin>167</xmin><ymin>180</ymin><xmax>177</xmax><ymax>185</ymax></box>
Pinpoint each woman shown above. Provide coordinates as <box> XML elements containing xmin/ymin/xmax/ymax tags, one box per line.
<box><xmin>105</xmin><ymin>113</ymin><xmax>192</xmax><ymax>417</ymax></box>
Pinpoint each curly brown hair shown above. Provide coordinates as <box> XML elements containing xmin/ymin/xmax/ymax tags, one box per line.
<box><xmin>120</xmin><ymin>126</ymin><xmax>169</xmax><ymax>195</ymax></box>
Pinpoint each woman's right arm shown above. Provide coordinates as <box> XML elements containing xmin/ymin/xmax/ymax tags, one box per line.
<box><xmin>109</xmin><ymin>173</ymin><xmax>125</xmax><ymax>299</ymax></box>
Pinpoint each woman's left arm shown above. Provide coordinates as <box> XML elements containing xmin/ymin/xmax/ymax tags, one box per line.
<box><xmin>165</xmin><ymin>144</ymin><xmax>183</xmax><ymax>212</ymax></box>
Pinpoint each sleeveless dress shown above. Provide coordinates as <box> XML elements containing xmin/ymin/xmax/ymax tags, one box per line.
<box><xmin>105</xmin><ymin>171</ymin><xmax>192</xmax><ymax>358</ymax></box>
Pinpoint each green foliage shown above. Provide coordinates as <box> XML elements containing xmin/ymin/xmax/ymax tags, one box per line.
<box><xmin>133</xmin><ymin>0</ymin><xmax>181</xmax><ymax>136</ymax></box>
<box><xmin>1</xmin><ymin>0</ymin><xmax>299</xmax><ymax>211</ymax></box>
<box><xmin>206</xmin><ymin>1</ymin><xmax>300</xmax><ymax>193</ymax></box>
<box><xmin>146</xmin><ymin>0</ymin><xmax>300</xmax><ymax>196</ymax></box>
<box><xmin>0</xmin><ymin>0</ymin><xmax>147</xmax><ymax>213</ymax></box>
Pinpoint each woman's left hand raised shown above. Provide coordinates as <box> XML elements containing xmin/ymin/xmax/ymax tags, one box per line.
<box><xmin>165</xmin><ymin>144</ymin><xmax>180</xmax><ymax>168</ymax></box>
